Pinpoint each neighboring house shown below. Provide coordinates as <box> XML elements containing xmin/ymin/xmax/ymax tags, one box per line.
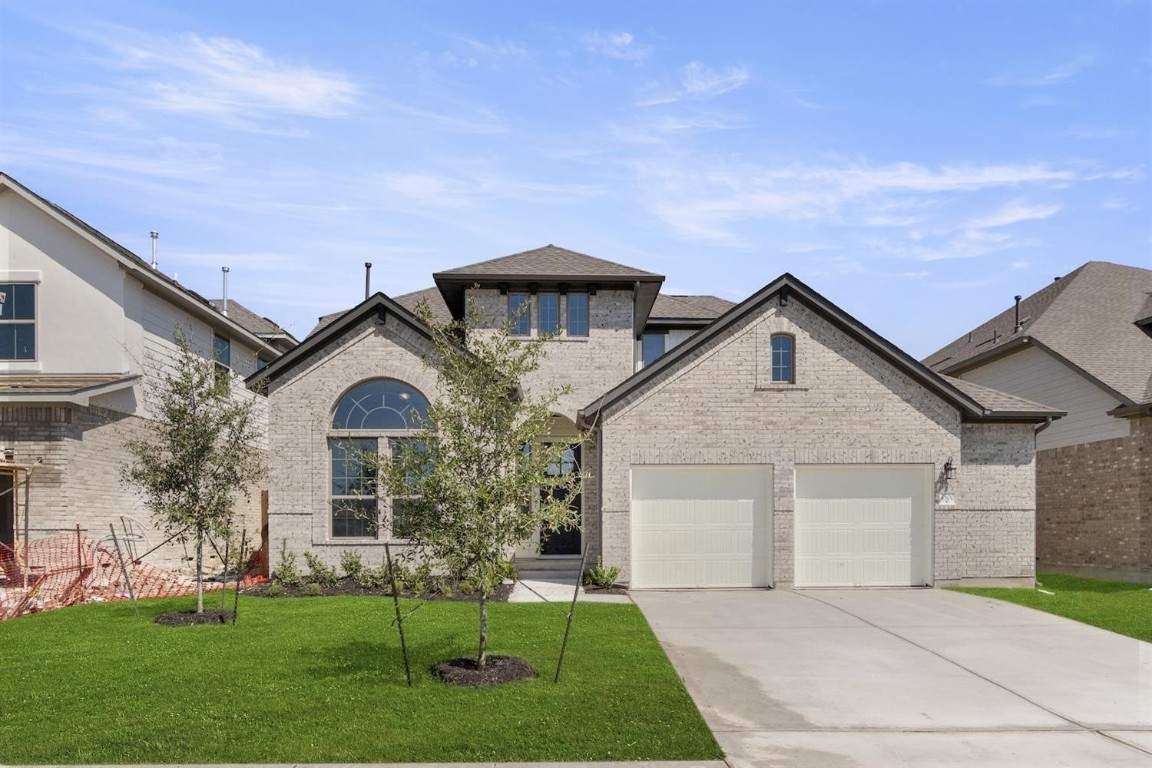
<box><xmin>925</xmin><ymin>261</ymin><xmax>1152</xmax><ymax>582</ymax></box>
<box><xmin>251</xmin><ymin>245</ymin><xmax>1059</xmax><ymax>589</ymax></box>
<box><xmin>0</xmin><ymin>174</ymin><xmax>293</xmax><ymax>570</ymax></box>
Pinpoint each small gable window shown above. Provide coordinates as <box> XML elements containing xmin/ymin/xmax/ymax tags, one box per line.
<box><xmin>770</xmin><ymin>333</ymin><xmax>794</xmax><ymax>384</ymax></box>
<box><xmin>0</xmin><ymin>283</ymin><xmax>36</xmax><ymax>361</ymax></box>
<box><xmin>641</xmin><ymin>332</ymin><xmax>666</xmax><ymax>368</ymax></box>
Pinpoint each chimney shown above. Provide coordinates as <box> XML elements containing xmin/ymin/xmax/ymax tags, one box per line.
<box><xmin>1013</xmin><ymin>295</ymin><xmax>1022</xmax><ymax>333</ymax></box>
<box><xmin>150</xmin><ymin>231</ymin><xmax>159</xmax><ymax>269</ymax></box>
<box><xmin>364</xmin><ymin>262</ymin><xmax>372</xmax><ymax>300</ymax></box>
<box><xmin>222</xmin><ymin>267</ymin><xmax>230</xmax><ymax>316</ymax></box>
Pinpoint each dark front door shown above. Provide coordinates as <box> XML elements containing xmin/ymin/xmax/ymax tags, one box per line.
<box><xmin>0</xmin><ymin>474</ymin><xmax>13</xmax><ymax>549</ymax></box>
<box><xmin>540</xmin><ymin>445</ymin><xmax>581</xmax><ymax>556</ymax></box>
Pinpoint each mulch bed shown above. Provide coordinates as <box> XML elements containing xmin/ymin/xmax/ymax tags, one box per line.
<box><xmin>155</xmin><ymin>609</ymin><xmax>234</xmax><ymax>626</ymax></box>
<box><xmin>431</xmin><ymin>655</ymin><xmax>536</xmax><ymax>687</ymax></box>
<box><xmin>583</xmin><ymin>584</ymin><xmax>629</xmax><ymax>596</ymax></box>
<box><xmin>243</xmin><ymin>577</ymin><xmax>514</xmax><ymax>602</ymax></box>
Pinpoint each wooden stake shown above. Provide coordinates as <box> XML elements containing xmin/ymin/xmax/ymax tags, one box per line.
<box><xmin>554</xmin><ymin>541</ymin><xmax>589</xmax><ymax>683</ymax></box>
<box><xmin>109</xmin><ymin>524</ymin><xmax>140</xmax><ymax>620</ymax></box>
<box><xmin>385</xmin><ymin>543</ymin><xmax>413</xmax><ymax>686</ymax></box>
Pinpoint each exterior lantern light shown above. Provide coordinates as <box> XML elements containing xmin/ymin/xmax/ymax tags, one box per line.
<box><xmin>944</xmin><ymin>458</ymin><xmax>957</xmax><ymax>481</ymax></box>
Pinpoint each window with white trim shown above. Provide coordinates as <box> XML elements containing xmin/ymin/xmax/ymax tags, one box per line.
<box><xmin>0</xmin><ymin>283</ymin><xmax>35</xmax><ymax>361</ymax></box>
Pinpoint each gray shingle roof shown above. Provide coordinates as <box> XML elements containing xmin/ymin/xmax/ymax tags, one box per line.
<box><xmin>924</xmin><ymin>261</ymin><xmax>1152</xmax><ymax>406</ymax></box>
<box><xmin>941</xmin><ymin>376</ymin><xmax>1065</xmax><ymax>418</ymax></box>
<box><xmin>649</xmin><ymin>294</ymin><xmax>735</xmax><ymax>322</ymax></box>
<box><xmin>307</xmin><ymin>287</ymin><xmax>452</xmax><ymax>337</ymax></box>
<box><xmin>435</xmin><ymin>244</ymin><xmax>662</xmax><ymax>280</ymax></box>
<box><xmin>208</xmin><ymin>299</ymin><xmax>297</xmax><ymax>345</ymax></box>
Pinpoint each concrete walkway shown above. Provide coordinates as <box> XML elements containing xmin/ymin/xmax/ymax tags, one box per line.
<box><xmin>634</xmin><ymin>588</ymin><xmax>1152</xmax><ymax>768</ymax></box>
<box><xmin>508</xmin><ymin>576</ymin><xmax>631</xmax><ymax>604</ymax></box>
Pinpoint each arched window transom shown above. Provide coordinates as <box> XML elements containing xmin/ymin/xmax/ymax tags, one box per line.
<box><xmin>332</xmin><ymin>379</ymin><xmax>429</xmax><ymax>430</ymax></box>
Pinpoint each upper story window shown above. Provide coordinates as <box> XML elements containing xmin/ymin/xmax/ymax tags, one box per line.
<box><xmin>0</xmin><ymin>283</ymin><xmax>36</xmax><ymax>361</ymax></box>
<box><xmin>256</xmin><ymin>356</ymin><xmax>270</xmax><ymax>371</ymax></box>
<box><xmin>770</xmin><ymin>333</ymin><xmax>795</xmax><ymax>383</ymax></box>
<box><xmin>213</xmin><ymin>334</ymin><xmax>232</xmax><ymax>386</ymax></box>
<box><xmin>330</xmin><ymin>378</ymin><xmax>430</xmax><ymax>539</ymax></box>
<box><xmin>508</xmin><ymin>292</ymin><xmax>530</xmax><ymax>336</ymax></box>
<box><xmin>567</xmin><ymin>292</ymin><xmax>589</xmax><ymax>337</ymax></box>
<box><xmin>641</xmin><ymin>332</ymin><xmax>666</xmax><ymax>368</ymax></box>
<box><xmin>538</xmin><ymin>293</ymin><xmax>560</xmax><ymax>334</ymax></box>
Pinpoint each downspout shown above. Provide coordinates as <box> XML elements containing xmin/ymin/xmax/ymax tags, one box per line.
<box><xmin>1034</xmin><ymin>417</ymin><xmax>1053</xmax><ymax>436</ymax></box>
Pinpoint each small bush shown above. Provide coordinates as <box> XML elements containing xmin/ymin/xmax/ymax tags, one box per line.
<box><xmin>355</xmin><ymin>565</ymin><xmax>386</xmax><ymax>589</ymax></box>
<box><xmin>303</xmin><ymin>582</ymin><xmax>323</xmax><ymax>597</ymax></box>
<box><xmin>265</xmin><ymin>583</ymin><xmax>283</xmax><ymax>597</ymax></box>
<box><xmin>274</xmin><ymin>540</ymin><xmax>302</xmax><ymax>588</ymax></box>
<box><xmin>497</xmin><ymin>559</ymin><xmax>518</xmax><ymax>582</ymax></box>
<box><xmin>386</xmin><ymin>561</ymin><xmax>411</xmax><ymax>592</ymax></box>
<box><xmin>457</xmin><ymin>579</ymin><xmax>476</xmax><ymax>595</ymax></box>
<box><xmin>434</xmin><ymin>577</ymin><xmax>453</xmax><ymax>596</ymax></box>
<box><xmin>583</xmin><ymin>558</ymin><xmax>620</xmax><ymax>589</ymax></box>
<box><xmin>303</xmin><ymin>551</ymin><xmax>339</xmax><ymax>588</ymax></box>
<box><xmin>340</xmin><ymin>550</ymin><xmax>364</xmax><ymax>582</ymax></box>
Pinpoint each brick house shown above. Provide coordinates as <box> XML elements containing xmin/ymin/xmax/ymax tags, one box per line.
<box><xmin>925</xmin><ymin>261</ymin><xmax>1152</xmax><ymax>583</ymax></box>
<box><xmin>250</xmin><ymin>246</ymin><xmax>1060</xmax><ymax>588</ymax></box>
<box><xmin>0</xmin><ymin>174</ymin><xmax>295</xmax><ymax>570</ymax></box>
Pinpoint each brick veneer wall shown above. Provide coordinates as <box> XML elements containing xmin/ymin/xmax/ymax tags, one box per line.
<box><xmin>1036</xmin><ymin>413</ymin><xmax>1151</xmax><ymax>580</ymax></box>
<box><xmin>0</xmin><ymin>404</ymin><xmax>264</xmax><ymax>573</ymax></box>
<box><xmin>594</xmin><ymin>299</ymin><xmax>1038</xmax><ymax>585</ymax></box>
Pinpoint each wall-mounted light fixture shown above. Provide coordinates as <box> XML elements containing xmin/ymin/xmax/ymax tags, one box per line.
<box><xmin>943</xmin><ymin>458</ymin><xmax>957</xmax><ymax>481</ymax></box>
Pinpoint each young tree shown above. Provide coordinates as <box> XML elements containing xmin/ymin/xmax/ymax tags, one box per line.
<box><xmin>122</xmin><ymin>331</ymin><xmax>265</xmax><ymax>613</ymax></box>
<box><xmin>376</xmin><ymin>299</ymin><xmax>583</xmax><ymax>668</ymax></box>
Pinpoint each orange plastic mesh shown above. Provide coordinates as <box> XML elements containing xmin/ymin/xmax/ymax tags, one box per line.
<box><xmin>0</xmin><ymin>532</ymin><xmax>225</xmax><ymax>621</ymax></box>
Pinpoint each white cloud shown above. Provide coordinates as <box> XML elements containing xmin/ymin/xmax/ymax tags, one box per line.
<box><xmin>583</xmin><ymin>31</ymin><xmax>651</xmax><ymax>62</ymax></box>
<box><xmin>639</xmin><ymin>61</ymin><xmax>751</xmax><ymax>106</ymax></box>
<box><xmin>988</xmin><ymin>53</ymin><xmax>1096</xmax><ymax>87</ymax></box>
<box><xmin>965</xmin><ymin>200</ymin><xmax>1061</xmax><ymax>229</ymax></box>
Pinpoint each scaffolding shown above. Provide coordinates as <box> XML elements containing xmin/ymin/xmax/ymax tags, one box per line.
<box><xmin>0</xmin><ymin>455</ymin><xmax>38</xmax><ymax>591</ymax></box>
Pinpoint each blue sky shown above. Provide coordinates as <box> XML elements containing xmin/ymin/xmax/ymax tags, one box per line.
<box><xmin>1</xmin><ymin>0</ymin><xmax>1149</xmax><ymax>355</ymax></box>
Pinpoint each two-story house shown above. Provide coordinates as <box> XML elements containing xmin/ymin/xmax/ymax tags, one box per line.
<box><xmin>925</xmin><ymin>261</ymin><xmax>1152</xmax><ymax>583</ymax></box>
<box><xmin>0</xmin><ymin>174</ymin><xmax>296</xmax><ymax>571</ymax></box>
<box><xmin>250</xmin><ymin>245</ymin><xmax>1060</xmax><ymax>590</ymax></box>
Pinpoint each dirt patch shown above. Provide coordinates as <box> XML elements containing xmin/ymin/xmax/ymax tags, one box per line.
<box><xmin>155</xmin><ymin>609</ymin><xmax>234</xmax><ymax>626</ymax></box>
<box><xmin>244</xmin><ymin>577</ymin><xmax>514</xmax><ymax>602</ymax></box>
<box><xmin>431</xmin><ymin>655</ymin><xmax>536</xmax><ymax>687</ymax></box>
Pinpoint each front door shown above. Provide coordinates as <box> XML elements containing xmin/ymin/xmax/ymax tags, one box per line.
<box><xmin>540</xmin><ymin>445</ymin><xmax>581</xmax><ymax>556</ymax></box>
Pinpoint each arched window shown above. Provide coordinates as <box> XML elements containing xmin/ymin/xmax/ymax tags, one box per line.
<box><xmin>770</xmin><ymin>334</ymin><xmax>795</xmax><ymax>384</ymax></box>
<box><xmin>330</xmin><ymin>379</ymin><xmax>429</xmax><ymax>539</ymax></box>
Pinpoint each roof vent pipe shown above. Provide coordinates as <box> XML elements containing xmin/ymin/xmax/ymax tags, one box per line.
<box><xmin>364</xmin><ymin>262</ymin><xmax>372</xmax><ymax>300</ymax></box>
<box><xmin>150</xmin><ymin>230</ymin><xmax>159</xmax><ymax>269</ymax></box>
<box><xmin>1013</xmin><ymin>295</ymin><xmax>1022</xmax><ymax>332</ymax></box>
<box><xmin>221</xmin><ymin>266</ymin><xmax>230</xmax><ymax>316</ymax></box>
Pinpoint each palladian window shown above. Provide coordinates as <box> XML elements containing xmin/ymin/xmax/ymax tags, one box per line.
<box><xmin>329</xmin><ymin>378</ymin><xmax>429</xmax><ymax>539</ymax></box>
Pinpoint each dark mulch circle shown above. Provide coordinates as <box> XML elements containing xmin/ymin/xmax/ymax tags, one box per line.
<box><xmin>431</xmin><ymin>655</ymin><xmax>536</xmax><ymax>687</ymax></box>
<box><xmin>155</xmin><ymin>609</ymin><xmax>234</xmax><ymax>626</ymax></box>
<box><xmin>583</xmin><ymin>584</ymin><xmax>629</xmax><ymax>596</ymax></box>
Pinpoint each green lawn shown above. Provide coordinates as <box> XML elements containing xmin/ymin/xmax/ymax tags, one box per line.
<box><xmin>0</xmin><ymin>595</ymin><xmax>721</xmax><ymax>764</ymax></box>
<box><xmin>952</xmin><ymin>572</ymin><xmax>1152</xmax><ymax>643</ymax></box>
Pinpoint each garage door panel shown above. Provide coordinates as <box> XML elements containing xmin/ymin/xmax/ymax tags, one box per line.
<box><xmin>631</xmin><ymin>466</ymin><xmax>771</xmax><ymax>589</ymax></box>
<box><xmin>795</xmin><ymin>466</ymin><xmax>930</xmax><ymax>588</ymax></box>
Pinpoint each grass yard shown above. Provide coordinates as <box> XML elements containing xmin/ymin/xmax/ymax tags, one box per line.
<box><xmin>0</xmin><ymin>595</ymin><xmax>721</xmax><ymax>765</ymax></box>
<box><xmin>952</xmin><ymin>572</ymin><xmax>1152</xmax><ymax>643</ymax></box>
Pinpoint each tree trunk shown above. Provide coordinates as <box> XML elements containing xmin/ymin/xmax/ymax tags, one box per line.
<box><xmin>477</xmin><ymin>593</ymin><xmax>488</xmax><ymax>668</ymax></box>
<box><xmin>195</xmin><ymin>530</ymin><xmax>205</xmax><ymax>614</ymax></box>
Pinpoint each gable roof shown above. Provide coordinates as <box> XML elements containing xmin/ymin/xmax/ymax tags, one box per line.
<box><xmin>433</xmin><ymin>245</ymin><xmax>665</xmax><ymax>333</ymax></box>
<box><xmin>208</xmin><ymin>299</ymin><xmax>298</xmax><ymax>352</ymax></box>
<box><xmin>307</xmin><ymin>286</ymin><xmax>452</xmax><ymax>337</ymax></box>
<box><xmin>924</xmin><ymin>261</ymin><xmax>1152</xmax><ymax>406</ymax></box>
<box><xmin>648</xmin><ymin>294</ymin><xmax>736</xmax><ymax>325</ymax></box>
<box><xmin>247</xmin><ymin>291</ymin><xmax>434</xmax><ymax>388</ymax></box>
<box><xmin>0</xmin><ymin>172</ymin><xmax>281</xmax><ymax>358</ymax></box>
<box><xmin>581</xmin><ymin>273</ymin><xmax>1061</xmax><ymax>426</ymax></box>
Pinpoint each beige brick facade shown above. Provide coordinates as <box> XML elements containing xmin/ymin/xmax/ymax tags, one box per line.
<box><xmin>1035</xmin><ymin>414</ymin><xmax>1151</xmax><ymax>582</ymax></box>
<box><xmin>593</xmin><ymin>299</ymin><xmax>1038</xmax><ymax>586</ymax></box>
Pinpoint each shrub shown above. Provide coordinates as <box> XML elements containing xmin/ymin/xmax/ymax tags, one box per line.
<box><xmin>303</xmin><ymin>582</ymin><xmax>323</xmax><ymax>596</ymax></box>
<box><xmin>340</xmin><ymin>550</ymin><xmax>364</xmax><ymax>582</ymax></box>
<box><xmin>355</xmin><ymin>565</ymin><xmax>386</xmax><ymax>589</ymax></box>
<box><xmin>583</xmin><ymin>558</ymin><xmax>620</xmax><ymax>589</ymax></box>
<box><xmin>265</xmin><ymin>583</ymin><xmax>283</xmax><ymax>597</ymax></box>
<box><xmin>274</xmin><ymin>540</ymin><xmax>303</xmax><ymax>588</ymax></box>
<box><xmin>386</xmin><ymin>561</ymin><xmax>411</xmax><ymax>592</ymax></box>
<box><xmin>457</xmin><ymin>579</ymin><xmax>476</xmax><ymax>595</ymax></box>
<box><xmin>497</xmin><ymin>559</ymin><xmax>518</xmax><ymax>582</ymax></box>
<box><xmin>303</xmin><ymin>551</ymin><xmax>339</xmax><ymax>588</ymax></box>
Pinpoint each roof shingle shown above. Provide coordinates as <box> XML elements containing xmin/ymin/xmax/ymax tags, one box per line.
<box><xmin>435</xmin><ymin>244</ymin><xmax>662</xmax><ymax>280</ymax></box>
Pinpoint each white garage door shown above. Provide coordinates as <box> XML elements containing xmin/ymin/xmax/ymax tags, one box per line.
<box><xmin>631</xmin><ymin>465</ymin><xmax>772</xmax><ymax>589</ymax></box>
<box><xmin>794</xmin><ymin>465</ymin><xmax>932</xmax><ymax>588</ymax></box>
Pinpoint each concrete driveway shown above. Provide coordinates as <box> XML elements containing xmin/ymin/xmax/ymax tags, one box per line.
<box><xmin>634</xmin><ymin>588</ymin><xmax>1152</xmax><ymax>768</ymax></box>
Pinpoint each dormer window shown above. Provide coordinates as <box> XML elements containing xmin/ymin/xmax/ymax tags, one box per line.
<box><xmin>509</xmin><ymin>292</ymin><xmax>530</xmax><ymax>336</ymax></box>
<box><xmin>538</xmin><ymin>293</ymin><xmax>559</xmax><ymax>334</ymax></box>
<box><xmin>567</xmin><ymin>292</ymin><xmax>589</xmax><ymax>337</ymax></box>
<box><xmin>0</xmin><ymin>283</ymin><xmax>35</xmax><ymax>361</ymax></box>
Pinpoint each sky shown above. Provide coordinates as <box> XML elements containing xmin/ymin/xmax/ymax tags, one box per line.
<box><xmin>0</xmin><ymin>0</ymin><xmax>1149</xmax><ymax>356</ymax></box>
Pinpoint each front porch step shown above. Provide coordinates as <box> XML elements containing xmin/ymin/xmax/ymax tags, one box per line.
<box><xmin>514</xmin><ymin>558</ymin><xmax>582</xmax><ymax>581</ymax></box>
